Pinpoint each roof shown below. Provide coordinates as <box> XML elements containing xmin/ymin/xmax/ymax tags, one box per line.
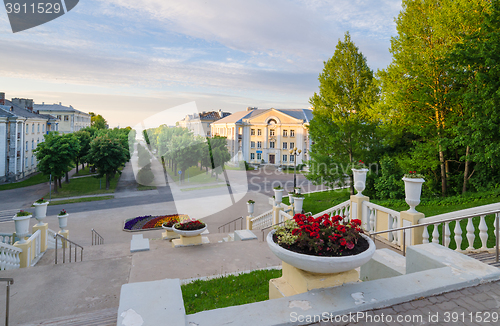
<box><xmin>0</xmin><ymin>100</ymin><xmax>48</xmax><ymax>119</ymax></box>
<box><xmin>0</xmin><ymin>105</ymin><xmax>15</xmax><ymax>118</ymax></box>
<box><xmin>213</xmin><ymin>108</ymin><xmax>312</xmax><ymax>125</ymax></box>
<box><xmin>34</xmin><ymin>103</ymin><xmax>90</xmax><ymax>116</ymax></box>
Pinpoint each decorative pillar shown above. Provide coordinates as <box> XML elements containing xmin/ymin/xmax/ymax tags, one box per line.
<box><xmin>32</xmin><ymin>223</ymin><xmax>48</xmax><ymax>252</ymax></box>
<box><xmin>13</xmin><ymin>239</ymin><xmax>31</xmax><ymax>268</ymax></box>
<box><xmin>273</xmin><ymin>205</ymin><xmax>283</xmax><ymax>225</ymax></box>
<box><xmin>400</xmin><ymin>211</ymin><xmax>425</xmax><ymax>249</ymax></box>
<box><xmin>350</xmin><ymin>194</ymin><xmax>369</xmax><ymax>227</ymax></box>
<box><xmin>58</xmin><ymin>230</ymin><xmax>69</xmax><ymax>248</ymax></box>
<box><xmin>246</xmin><ymin>215</ymin><xmax>253</xmax><ymax>230</ymax></box>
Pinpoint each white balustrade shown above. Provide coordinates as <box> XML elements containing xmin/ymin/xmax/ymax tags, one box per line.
<box><xmin>479</xmin><ymin>215</ymin><xmax>488</xmax><ymax>250</ymax></box>
<box><xmin>444</xmin><ymin>222</ymin><xmax>451</xmax><ymax>248</ymax></box>
<box><xmin>312</xmin><ymin>200</ymin><xmax>351</xmax><ymax>219</ymax></box>
<box><xmin>27</xmin><ymin>230</ymin><xmax>42</xmax><ymax>266</ymax></box>
<box><xmin>0</xmin><ymin>233</ymin><xmax>13</xmax><ymax>245</ymax></box>
<box><xmin>47</xmin><ymin>228</ymin><xmax>62</xmax><ymax>249</ymax></box>
<box><xmin>361</xmin><ymin>202</ymin><xmax>401</xmax><ymax>245</ymax></box>
<box><xmin>423</xmin><ymin>227</ymin><xmax>429</xmax><ymax>244</ymax></box>
<box><xmin>466</xmin><ymin>217</ymin><xmax>475</xmax><ymax>250</ymax></box>
<box><xmin>454</xmin><ymin>220</ymin><xmax>463</xmax><ymax>251</ymax></box>
<box><xmin>0</xmin><ymin>242</ymin><xmax>22</xmax><ymax>270</ymax></box>
<box><xmin>250</xmin><ymin>210</ymin><xmax>273</xmax><ymax>230</ymax></box>
<box><xmin>278</xmin><ymin>210</ymin><xmax>292</xmax><ymax>224</ymax></box>
<box><xmin>432</xmin><ymin>224</ymin><xmax>440</xmax><ymax>244</ymax></box>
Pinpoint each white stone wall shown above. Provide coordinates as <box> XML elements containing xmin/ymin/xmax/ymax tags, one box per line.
<box><xmin>0</xmin><ymin>121</ymin><xmax>7</xmax><ymax>179</ymax></box>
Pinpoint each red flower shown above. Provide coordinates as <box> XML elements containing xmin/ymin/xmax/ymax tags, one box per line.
<box><xmin>340</xmin><ymin>238</ymin><xmax>347</xmax><ymax>246</ymax></box>
<box><xmin>337</xmin><ymin>225</ymin><xmax>346</xmax><ymax>233</ymax></box>
<box><xmin>351</xmin><ymin>219</ymin><xmax>362</xmax><ymax>226</ymax></box>
<box><xmin>346</xmin><ymin>242</ymin><xmax>355</xmax><ymax>249</ymax></box>
<box><xmin>292</xmin><ymin>228</ymin><xmax>301</xmax><ymax>236</ymax></box>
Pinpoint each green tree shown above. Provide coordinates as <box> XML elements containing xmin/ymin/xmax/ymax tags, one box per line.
<box><xmin>207</xmin><ymin>136</ymin><xmax>231</xmax><ymax>180</ymax></box>
<box><xmin>377</xmin><ymin>0</ymin><xmax>489</xmax><ymax>196</ymax></box>
<box><xmin>88</xmin><ymin>134</ymin><xmax>128</xmax><ymax>189</ymax></box>
<box><xmin>308</xmin><ymin>32</ymin><xmax>379</xmax><ymax>194</ymax></box>
<box><xmin>74</xmin><ymin>131</ymin><xmax>91</xmax><ymax>173</ymax></box>
<box><xmin>89</xmin><ymin>112</ymin><xmax>108</xmax><ymax>130</ymax></box>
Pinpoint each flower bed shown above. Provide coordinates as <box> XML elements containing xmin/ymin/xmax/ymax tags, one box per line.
<box><xmin>124</xmin><ymin>214</ymin><xmax>189</xmax><ymax>231</ymax></box>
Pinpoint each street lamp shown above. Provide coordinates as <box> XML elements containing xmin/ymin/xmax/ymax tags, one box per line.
<box><xmin>289</xmin><ymin>147</ymin><xmax>302</xmax><ymax>189</ymax></box>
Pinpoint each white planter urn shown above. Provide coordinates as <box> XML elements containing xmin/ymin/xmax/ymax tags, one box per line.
<box><xmin>267</xmin><ymin>230</ymin><xmax>376</xmax><ymax>274</ymax></box>
<box><xmin>173</xmin><ymin>224</ymin><xmax>207</xmax><ymax>237</ymax></box>
<box><xmin>352</xmin><ymin>168</ymin><xmax>369</xmax><ymax>197</ymax></box>
<box><xmin>288</xmin><ymin>193</ymin><xmax>295</xmax><ymax>205</ymax></box>
<box><xmin>293</xmin><ymin>196</ymin><xmax>304</xmax><ymax>214</ymax></box>
<box><xmin>294</xmin><ymin>187</ymin><xmax>301</xmax><ymax>194</ymax></box>
<box><xmin>273</xmin><ymin>188</ymin><xmax>284</xmax><ymax>203</ymax></box>
<box><xmin>403</xmin><ymin>177</ymin><xmax>425</xmax><ymax>213</ymax></box>
<box><xmin>33</xmin><ymin>201</ymin><xmax>49</xmax><ymax>225</ymax></box>
<box><xmin>247</xmin><ymin>202</ymin><xmax>255</xmax><ymax>216</ymax></box>
<box><xmin>13</xmin><ymin>214</ymin><xmax>31</xmax><ymax>244</ymax></box>
<box><xmin>58</xmin><ymin>214</ymin><xmax>69</xmax><ymax>231</ymax></box>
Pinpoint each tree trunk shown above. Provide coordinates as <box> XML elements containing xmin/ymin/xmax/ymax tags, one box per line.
<box><xmin>65</xmin><ymin>171</ymin><xmax>69</xmax><ymax>183</ymax></box>
<box><xmin>106</xmin><ymin>173</ymin><xmax>110</xmax><ymax>190</ymax></box>
<box><xmin>463</xmin><ymin>146</ymin><xmax>470</xmax><ymax>194</ymax></box>
<box><xmin>348</xmin><ymin>152</ymin><xmax>354</xmax><ymax>195</ymax></box>
<box><xmin>76</xmin><ymin>159</ymin><xmax>79</xmax><ymax>174</ymax></box>
<box><xmin>82</xmin><ymin>163</ymin><xmax>85</xmax><ymax>171</ymax></box>
<box><xmin>58</xmin><ymin>177</ymin><xmax>62</xmax><ymax>188</ymax></box>
<box><xmin>439</xmin><ymin>146</ymin><xmax>447</xmax><ymax>196</ymax></box>
<box><xmin>53</xmin><ymin>177</ymin><xmax>58</xmax><ymax>193</ymax></box>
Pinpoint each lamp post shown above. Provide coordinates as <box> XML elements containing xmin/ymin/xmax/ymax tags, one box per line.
<box><xmin>289</xmin><ymin>147</ymin><xmax>301</xmax><ymax>189</ymax></box>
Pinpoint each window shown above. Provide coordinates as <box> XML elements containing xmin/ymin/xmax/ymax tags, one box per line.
<box><xmin>25</xmin><ymin>157</ymin><xmax>28</xmax><ymax>167</ymax></box>
<box><xmin>269</xmin><ymin>142</ymin><xmax>274</xmax><ymax>148</ymax></box>
<box><xmin>257</xmin><ymin>129</ymin><xmax>262</xmax><ymax>136</ymax></box>
<box><xmin>37</xmin><ymin>124</ymin><xmax>40</xmax><ymax>133</ymax></box>
<box><xmin>32</xmin><ymin>124</ymin><xmax>34</xmax><ymax>133</ymax></box>
<box><xmin>290</xmin><ymin>130</ymin><xmax>295</xmax><ymax>137</ymax></box>
<box><xmin>31</xmin><ymin>155</ymin><xmax>34</xmax><ymax>165</ymax></box>
<box><xmin>251</xmin><ymin>141</ymin><xmax>255</xmax><ymax>148</ymax></box>
<box><xmin>257</xmin><ymin>141</ymin><xmax>262</xmax><ymax>148</ymax></box>
<box><xmin>290</xmin><ymin>155</ymin><xmax>295</xmax><ymax>162</ymax></box>
<box><xmin>270</xmin><ymin>129</ymin><xmax>275</xmax><ymax>136</ymax></box>
<box><xmin>283</xmin><ymin>155</ymin><xmax>287</xmax><ymax>162</ymax></box>
<box><xmin>57</xmin><ymin>115</ymin><xmax>61</xmax><ymax>120</ymax></box>
<box><xmin>25</xmin><ymin>141</ymin><xmax>28</xmax><ymax>151</ymax></box>
<box><xmin>250</xmin><ymin>153</ymin><xmax>255</xmax><ymax>160</ymax></box>
<box><xmin>283</xmin><ymin>130</ymin><xmax>288</xmax><ymax>137</ymax></box>
<box><xmin>26</xmin><ymin>124</ymin><xmax>29</xmax><ymax>134</ymax></box>
<box><xmin>31</xmin><ymin>139</ymin><xmax>34</xmax><ymax>149</ymax></box>
<box><xmin>42</xmin><ymin>124</ymin><xmax>45</xmax><ymax>133</ymax></box>
<box><xmin>64</xmin><ymin>115</ymin><xmax>69</xmax><ymax>121</ymax></box>
<box><xmin>283</xmin><ymin>142</ymin><xmax>287</xmax><ymax>149</ymax></box>
<box><xmin>257</xmin><ymin>153</ymin><xmax>262</xmax><ymax>160</ymax></box>
<box><xmin>290</xmin><ymin>142</ymin><xmax>295</xmax><ymax>149</ymax></box>
<box><xmin>37</xmin><ymin>138</ymin><xmax>39</xmax><ymax>145</ymax></box>
<box><xmin>251</xmin><ymin>129</ymin><xmax>255</xmax><ymax>135</ymax></box>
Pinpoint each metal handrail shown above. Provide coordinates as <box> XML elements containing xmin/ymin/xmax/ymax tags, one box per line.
<box><xmin>218</xmin><ymin>216</ymin><xmax>243</xmax><ymax>233</ymax></box>
<box><xmin>0</xmin><ymin>278</ymin><xmax>13</xmax><ymax>326</ymax></box>
<box><xmin>261</xmin><ymin>220</ymin><xmax>287</xmax><ymax>241</ymax></box>
<box><xmin>91</xmin><ymin>229</ymin><xmax>104</xmax><ymax>246</ymax></box>
<box><xmin>54</xmin><ymin>234</ymin><xmax>84</xmax><ymax>264</ymax></box>
<box><xmin>370</xmin><ymin>211</ymin><xmax>500</xmax><ymax>260</ymax></box>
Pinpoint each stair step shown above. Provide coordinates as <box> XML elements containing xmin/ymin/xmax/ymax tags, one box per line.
<box><xmin>20</xmin><ymin>308</ymin><xmax>117</xmax><ymax>326</ymax></box>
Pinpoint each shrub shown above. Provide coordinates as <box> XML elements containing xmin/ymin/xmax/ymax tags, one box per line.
<box><xmin>137</xmin><ymin>164</ymin><xmax>155</xmax><ymax>184</ymax></box>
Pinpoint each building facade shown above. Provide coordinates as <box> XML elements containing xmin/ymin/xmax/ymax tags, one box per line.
<box><xmin>178</xmin><ymin>110</ymin><xmax>231</xmax><ymax>137</ymax></box>
<box><xmin>34</xmin><ymin>102</ymin><xmax>91</xmax><ymax>133</ymax></box>
<box><xmin>210</xmin><ymin>107</ymin><xmax>312</xmax><ymax>166</ymax></box>
<box><xmin>0</xmin><ymin>93</ymin><xmax>60</xmax><ymax>182</ymax></box>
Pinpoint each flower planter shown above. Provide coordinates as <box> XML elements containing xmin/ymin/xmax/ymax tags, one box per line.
<box><xmin>288</xmin><ymin>193</ymin><xmax>295</xmax><ymax>205</ymax></box>
<box><xmin>293</xmin><ymin>197</ymin><xmax>304</xmax><ymax>213</ymax></box>
<box><xmin>247</xmin><ymin>203</ymin><xmax>255</xmax><ymax>215</ymax></box>
<box><xmin>173</xmin><ymin>224</ymin><xmax>207</xmax><ymax>237</ymax></box>
<box><xmin>267</xmin><ymin>230</ymin><xmax>375</xmax><ymax>274</ymax></box>
<box><xmin>13</xmin><ymin>214</ymin><xmax>31</xmax><ymax>244</ymax></box>
<box><xmin>161</xmin><ymin>224</ymin><xmax>174</xmax><ymax>232</ymax></box>
<box><xmin>402</xmin><ymin>177</ymin><xmax>425</xmax><ymax>213</ymax></box>
<box><xmin>33</xmin><ymin>201</ymin><xmax>49</xmax><ymax>225</ymax></box>
<box><xmin>58</xmin><ymin>214</ymin><xmax>69</xmax><ymax>231</ymax></box>
<box><xmin>273</xmin><ymin>189</ymin><xmax>284</xmax><ymax>203</ymax></box>
<box><xmin>294</xmin><ymin>188</ymin><xmax>301</xmax><ymax>194</ymax></box>
<box><xmin>352</xmin><ymin>168</ymin><xmax>369</xmax><ymax>197</ymax></box>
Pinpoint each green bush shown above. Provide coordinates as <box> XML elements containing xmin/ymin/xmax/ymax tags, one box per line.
<box><xmin>137</xmin><ymin>164</ymin><xmax>155</xmax><ymax>185</ymax></box>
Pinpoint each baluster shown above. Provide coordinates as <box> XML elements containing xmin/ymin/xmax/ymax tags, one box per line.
<box><xmin>392</xmin><ymin>217</ymin><xmax>399</xmax><ymax>245</ymax></box>
<box><xmin>346</xmin><ymin>206</ymin><xmax>350</xmax><ymax>220</ymax></box>
<box><xmin>6</xmin><ymin>249</ymin><xmax>13</xmax><ymax>270</ymax></box>
<box><xmin>0</xmin><ymin>248</ymin><xmax>5</xmax><ymax>270</ymax></box>
<box><xmin>422</xmin><ymin>227</ymin><xmax>429</xmax><ymax>243</ymax></box>
<box><xmin>15</xmin><ymin>250</ymin><xmax>21</xmax><ymax>268</ymax></box>
<box><xmin>370</xmin><ymin>209</ymin><xmax>376</xmax><ymax>232</ymax></box>
<box><xmin>387</xmin><ymin>214</ymin><xmax>394</xmax><ymax>242</ymax></box>
<box><xmin>478</xmin><ymin>215</ymin><xmax>488</xmax><ymax>250</ymax></box>
<box><xmin>432</xmin><ymin>224</ymin><xmax>440</xmax><ymax>244</ymax></box>
<box><xmin>495</xmin><ymin>214</ymin><xmax>499</xmax><ymax>251</ymax></box>
<box><xmin>466</xmin><ymin>217</ymin><xmax>475</xmax><ymax>251</ymax></box>
<box><xmin>454</xmin><ymin>220</ymin><xmax>463</xmax><ymax>251</ymax></box>
<box><xmin>444</xmin><ymin>222</ymin><xmax>451</xmax><ymax>248</ymax></box>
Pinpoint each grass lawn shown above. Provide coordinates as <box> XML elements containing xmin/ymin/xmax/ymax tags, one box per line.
<box><xmin>46</xmin><ymin>174</ymin><xmax>120</xmax><ymax>199</ymax></box>
<box><xmin>137</xmin><ymin>185</ymin><xmax>157</xmax><ymax>191</ymax></box>
<box><xmin>72</xmin><ymin>165</ymin><xmax>97</xmax><ymax>177</ymax></box>
<box><xmin>181</xmin><ymin>269</ymin><xmax>282</xmax><ymax>314</ymax></box>
<box><xmin>48</xmin><ymin>196</ymin><xmax>114</xmax><ymax>206</ymax></box>
<box><xmin>0</xmin><ymin>173</ymin><xmax>49</xmax><ymax>191</ymax></box>
<box><xmin>166</xmin><ymin>165</ymin><xmax>220</xmax><ymax>184</ymax></box>
<box><xmin>282</xmin><ymin>189</ymin><xmax>351</xmax><ymax>215</ymax></box>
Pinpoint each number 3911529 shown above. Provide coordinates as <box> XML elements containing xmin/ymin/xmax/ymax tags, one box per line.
<box><xmin>5</xmin><ymin>2</ymin><xmax>62</xmax><ymax>14</ymax></box>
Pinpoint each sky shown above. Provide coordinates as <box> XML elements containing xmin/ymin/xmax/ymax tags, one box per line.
<box><xmin>0</xmin><ymin>0</ymin><xmax>402</xmax><ymax>128</ymax></box>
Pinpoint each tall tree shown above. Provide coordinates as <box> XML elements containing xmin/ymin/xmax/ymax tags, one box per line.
<box><xmin>89</xmin><ymin>112</ymin><xmax>108</xmax><ymax>130</ymax></box>
<box><xmin>377</xmin><ymin>0</ymin><xmax>489</xmax><ymax>196</ymax></box>
<box><xmin>74</xmin><ymin>131</ymin><xmax>90</xmax><ymax>174</ymax></box>
<box><xmin>308</xmin><ymin>32</ymin><xmax>379</xmax><ymax>193</ymax></box>
<box><xmin>207</xmin><ymin>136</ymin><xmax>231</xmax><ymax>180</ymax></box>
<box><xmin>87</xmin><ymin>134</ymin><xmax>128</xmax><ymax>189</ymax></box>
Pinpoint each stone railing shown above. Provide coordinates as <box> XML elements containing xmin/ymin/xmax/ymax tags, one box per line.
<box><xmin>250</xmin><ymin>210</ymin><xmax>273</xmax><ymax>230</ymax></box>
<box><xmin>278</xmin><ymin>209</ymin><xmax>293</xmax><ymax>224</ymax></box>
<box><xmin>312</xmin><ymin>200</ymin><xmax>351</xmax><ymax>219</ymax></box>
<box><xmin>362</xmin><ymin>202</ymin><xmax>401</xmax><ymax>246</ymax></box>
<box><xmin>0</xmin><ymin>242</ymin><xmax>21</xmax><ymax>270</ymax></box>
<box><xmin>26</xmin><ymin>230</ymin><xmax>43</xmax><ymax>266</ymax></box>
<box><xmin>417</xmin><ymin>203</ymin><xmax>500</xmax><ymax>252</ymax></box>
<box><xmin>0</xmin><ymin>233</ymin><xmax>14</xmax><ymax>245</ymax></box>
<box><xmin>47</xmin><ymin>228</ymin><xmax>62</xmax><ymax>249</ymax></box>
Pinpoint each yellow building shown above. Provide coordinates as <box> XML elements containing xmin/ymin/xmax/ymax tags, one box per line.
<box><xmin>210</xmin><ymin>107</ymin><xmax>312</xmax><ymax>166</ymax></box>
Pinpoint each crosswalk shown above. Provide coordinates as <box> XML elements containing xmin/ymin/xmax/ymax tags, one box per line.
<box><xmin>0</xmin><ymin>209</ymin><xmax>30</xmax><ymax>223</ymax></box>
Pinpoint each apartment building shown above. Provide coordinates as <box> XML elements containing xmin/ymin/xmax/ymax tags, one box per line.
<box><xmin>178</xmin><ymin>110</ymin><xmax>231</xmax><ymax>137</ymax></box>
<box><xmin>210</xmin><ymin>107</ymin><xmax>312</xmax><ymax>166</ymax></box>
<box><xmin>0</xmin><ymin>93</ymin><xmax>59</xmax><ymax>182</ymax></box>
<box><xmin>34</xmin><ymin>102</ymin><xmax>91</xmax><ymax>133</ymax></box>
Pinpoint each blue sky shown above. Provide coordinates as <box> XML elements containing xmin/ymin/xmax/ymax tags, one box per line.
<box><xmin>0</xmin><ymin>0</ymin><xmax>402</xmax><ymax>127</ymax></box>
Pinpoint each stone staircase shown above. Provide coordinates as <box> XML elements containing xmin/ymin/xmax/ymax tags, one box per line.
<box><xmin>20</xmin><ymin>308</ymin><xmax>117</xmax><ymax>326</ymax></box>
